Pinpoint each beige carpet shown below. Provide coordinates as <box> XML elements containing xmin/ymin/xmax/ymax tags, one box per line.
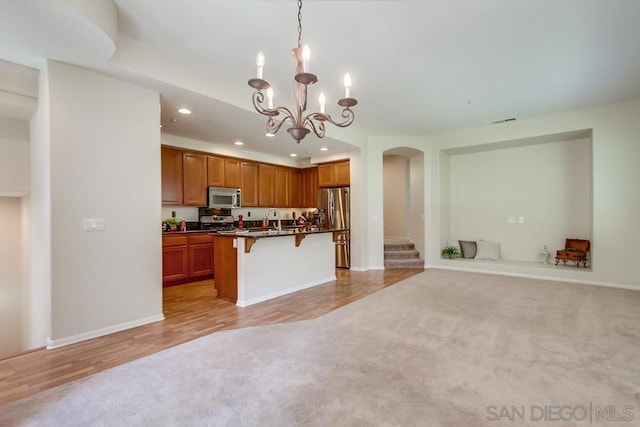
<box><xmin>2</xmin><ymin>269</ymin><xmax>640</xmax><ymax>426</ymax></box>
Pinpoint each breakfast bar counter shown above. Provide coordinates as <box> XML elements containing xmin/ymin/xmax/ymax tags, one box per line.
<box><xmin>212</xmin><ymin>229</ymin><xmax>341</xmax><ymax>306</ymax></box>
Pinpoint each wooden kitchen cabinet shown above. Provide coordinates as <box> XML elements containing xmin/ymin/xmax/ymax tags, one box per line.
<box><xmin>240</xmin><ymin>161</ymin><xmax>259</xmax><ymax>206</ymax></box>
<box><xmin>300</xmin><ymin>166</ymin><xmax>318</xmax><ymax>206</ymax></box>
<box><xmin>275</xmin><ymin>166</ymin><xmax>288</xmax><ymax>207</ymax></box>
<box><xmin>318</xmin><ymin>160</ymin><xmax>350</xmax><ymax>188</ymax></box>
<box><xmin>317</xmin><ymin>163</ymin><xmax>334</xmax><ymax>188</ymax></box>
<box><xmin>162</xmin><ymin>235</ymin><xmax>189</xmax><ymax>285</ymax></box>
<box><xmin>188</xmin><ymin>234</ymin><xmax>214</xmax><ymax>278</ymax></box>
<box><xmin>259</xmin><ymin>164</ymin><xmax>276</xmax><ymax>206</ymax></box>
<box><xmin>275</xmin><ymin>167</ymin><xmax>301</xmax><ymax>208</ymax></box>
<box><xmin>207</xmin><ymin>155</ymin><xmax>225</xmax><ymax>187</ymax></box>
<box><xmin>290</xmin><ymin>168</ymin><xmax>301</xmax><ymax>207</ymax></box>
<box><xmin>161</xmin><ymin>147</ymin><xmax>183</xmax><ymax>205</ymax></box>
<box><xmin>334</xmin><ymin>160</ymin><xmax>350</xmax><ymax>186</ymax></box>
<box><xmin>182</xmin><ymin>152</ymin><xmax>207</xmax><ymax>206</ymax></box>
<box><xmin>225</xmin><ymin>158</ymin><xmax>241</xmax><ymax>188</ymax></box>
<box><xmin>163</xmin><ymin>233</ymin><xmax>214</xmax><ymax>285</ymax></box>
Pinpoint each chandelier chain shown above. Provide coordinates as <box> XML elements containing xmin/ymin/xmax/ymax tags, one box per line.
<box><xmin>297</xmin><ymin>0</ymin><xmax>303</xmax><ymax>48</ymax></box>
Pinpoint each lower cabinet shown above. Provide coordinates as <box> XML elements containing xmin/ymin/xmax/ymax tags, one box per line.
<box><xmin>188</xmin><ymin>234</ymin><xmax>214</xmax><ymax>279</ymax></box>
<box><xmin>162</xmin><ymin>233</ymin><xmax>213</xmax><ymax>286</ymax></box>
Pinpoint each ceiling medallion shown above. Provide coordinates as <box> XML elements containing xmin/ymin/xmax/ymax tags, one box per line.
<box><xmin>248</xmin><ymin>0</ymin><xmax>357</xmax><ymax>143</ymax></box>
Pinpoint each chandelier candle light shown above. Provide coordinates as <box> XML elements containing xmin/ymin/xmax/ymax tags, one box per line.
<box><xmin>248</xmin><ymin>0</ymin><xmax>357</xmax><ymax>143</ymax></box>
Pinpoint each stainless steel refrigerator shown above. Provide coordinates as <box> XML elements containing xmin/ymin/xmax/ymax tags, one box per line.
<box><xmin>317</xmin><ymin>187</ymin><xmax>350</xmax><ymax>268</ymax></box>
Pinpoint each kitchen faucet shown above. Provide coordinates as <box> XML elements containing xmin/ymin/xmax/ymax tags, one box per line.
<box><xmin>265</xmin><ymin>208</ymin><xmax>281</xmax><ymax>233</ymax></box>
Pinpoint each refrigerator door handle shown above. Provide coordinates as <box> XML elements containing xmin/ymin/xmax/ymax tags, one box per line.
<box><xmin>328</xmin><ymin>191</ymin><xmax>334</xmax><ymax>226</ymax></box>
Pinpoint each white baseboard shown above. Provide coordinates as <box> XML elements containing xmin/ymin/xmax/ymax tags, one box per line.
<box><xmin>428</xmin><ymin>264</ymin><xmax>640</xmax><ymax>292</ymax></box>
<box><xmin>236</xmin><ymin>275</ymin><xmax>336</xmax><ymax>307</ymax></box>
<box><xmin>46</xmin><ymin>313</ymin><xmax>165</xmax><ymax>349</ymax></box>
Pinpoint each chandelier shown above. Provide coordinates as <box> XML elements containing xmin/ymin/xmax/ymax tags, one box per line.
<box><xmin>248</xmin><ymin>0</ymin><xmax>357</xmax><ymax>143</ymax></box>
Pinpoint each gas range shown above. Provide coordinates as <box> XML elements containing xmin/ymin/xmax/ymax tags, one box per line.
<box><xmin>200</xmin><ymin>215</ymin><xmax>235</xmax><ymax>231</ymax></box>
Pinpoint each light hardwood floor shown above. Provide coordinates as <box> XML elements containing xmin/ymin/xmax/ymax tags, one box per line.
<box><xmin>0</xmin><ymin>269</ymin><xmax>423</xmax><ymax>406</ymax></box>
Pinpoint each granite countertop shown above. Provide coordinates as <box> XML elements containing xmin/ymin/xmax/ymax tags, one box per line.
<box><xmin>213</xmin><ymin>227</ymin><xmax>348</xmax><ymax>238</ymax></box>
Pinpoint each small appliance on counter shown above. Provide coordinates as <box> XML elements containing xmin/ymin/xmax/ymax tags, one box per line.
<box><xmin>198</xmin><ymin>207</ymin><xmax>235</xmax><ymax>231</ymax></box>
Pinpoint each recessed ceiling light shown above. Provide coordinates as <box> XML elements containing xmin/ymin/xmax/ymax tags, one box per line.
<box><xmin>177</xmin><ymin>108</ymin><xmax>192</xmax><ymax>115</ymax></box>
<box><xmin>170</xmin><ymin>118</ymin><xmax>178</xmax><ymax>123</ymax></box>
<box><xmin>234</xmin><ymin>140</ymin><xmax>244</xmax><ymax>146</ymax></box>
<box><xmin>289</xmin><ymin>153</ymin><xmax>298</xmax><ymax>157</ymax></box>
<box><xmin>265</xmin><ymin>132</ymin><xmax>275</xmax><ymax>137</ymax></box>
<box><xmin>320</xmin><ymin>147</ymin><xmax>328</xmax><ymax>151</ymax></box>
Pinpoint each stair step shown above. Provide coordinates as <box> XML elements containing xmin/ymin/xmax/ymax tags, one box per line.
<box><xmin>384</xmin><ymin>258</ymin><xmax>425</xmax><ymax>269</ymax></box>
<box><xmin>384</xmin><ymin>249</ymin><xmax>420</xmax><ymax>259</ymax></box>
<box><xmin>384</xmin><ymin>243</ymin><xmax>415</xmax><ymax>251</ymax></box>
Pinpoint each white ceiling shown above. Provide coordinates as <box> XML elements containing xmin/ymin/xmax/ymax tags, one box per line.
<box><xmin>1</xmin><ymin>0</ymin><xmax>639</xmax><ymax>160</ymax></box>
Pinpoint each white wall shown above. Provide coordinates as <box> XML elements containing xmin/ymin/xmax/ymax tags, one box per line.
<box><xmin>383</xmin><ymin>155</ymin><xmax>408</xmax><ymax>238</ymax></box>
<box><xmin>429</xmin><ymin>98</ymin><xmax>640</xmax><ymax>288</ymax></box>
<box><xmin>46</xmin><ymin>61</ymin><xmax>163</xmax><ymax>345</ymax></box>
<box><xmin>0</xmin><ymin>197</ymin><xmax>24</xmax><ymax>358</ymax></box>
<box><xmin>0</xmin><ymin>118</ymin><xmax>29</xmax><ymax>195</ymax></box>
<box><xmin>28</xmin><ymin>62</ymin><xmax>52</xmax><ymax>350</ymax></box>
<box><xmin>446</xmin><ymin>138</ymin><xmax>592</xmax><ymax>262</ymax></box>
<box><xmin>409</xmin><ymin>153</ymin><xmax>425</xmax><ymax>257</ymax></box>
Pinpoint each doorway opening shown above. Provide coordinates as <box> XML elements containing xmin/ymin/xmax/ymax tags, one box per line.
<box><xmin>382</xmin><ymin>148</ymin><xmax>424</xmax><ymax>269</ymax></box>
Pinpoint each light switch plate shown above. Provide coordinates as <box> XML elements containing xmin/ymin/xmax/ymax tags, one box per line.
<box><xmin>83</xmin><ymin>218</ymin><xmax>105</xmax><ymax>231</ymax></box>
<box><xmin>507</xmin><ymin>216</ymin><xmax>516</xmax><ymax>223</ymax></box>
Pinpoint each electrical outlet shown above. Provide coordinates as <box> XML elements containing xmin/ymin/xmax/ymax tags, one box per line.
<box><xmin>518</xmin><ymin>216</ymin><xmax>525</xmax><ymax>223</ymax></box>
<box><xmin>273</xmin><ymin>211</ymin><xmax>277</xmax><ymax>217</ymax></box>
<box><xmin>247</xmin><ymin>212</ymin><xmax>250</xmax><ymax>217</ymax></box>
<box><xmin>83</xmin><ymin>218</ymin><xmax>105</xmax><ymax>231</ymax></box>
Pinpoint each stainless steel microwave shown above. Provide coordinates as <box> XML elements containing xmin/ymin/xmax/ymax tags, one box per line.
<box><xmin>208</xmin><ymin>187</ymin><xmax>241</xmax><ymax>209</ymax></box>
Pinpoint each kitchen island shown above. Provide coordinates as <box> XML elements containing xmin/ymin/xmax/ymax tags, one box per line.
<box><xmin>212</xmin><ymin>228</ymin><xmax>344</xmax><ymax>307</ymax></box>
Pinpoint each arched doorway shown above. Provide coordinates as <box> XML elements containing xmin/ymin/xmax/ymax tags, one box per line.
<box><xmin>382</xmin><ymin>148</ymin><xmax>425</xmax><ymax>269</ymax></box>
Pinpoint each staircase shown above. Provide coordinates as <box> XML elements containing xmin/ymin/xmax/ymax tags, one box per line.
<box><xmin>384</xmin><ymin>238</ymin><xmax>425</xmax><ymax>269</ymax></box>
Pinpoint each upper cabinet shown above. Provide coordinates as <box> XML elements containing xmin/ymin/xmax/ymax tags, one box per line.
<box><xmin>225</xmin><ymin>158</ymin><xmax>241</xmax><ymax>189</ymax></box>
<box><xmin>182</xmin><ymin>152</ymin><xmax>207</xmax><ymax>206</ymax></box>
<box><xmin>207</xmin><ymin>155</ymin><xmax>225</xmax><ymax>187</ymax></box>
<box><xmin>300</xmin><ymin>166</ymin><xmax>318</xmax><ymax>207</ymax></box>
<box><xmin>162</xmin><ymin>146</ymin><xmax>342</xmax><ymax>208</ymax></box>
<box><xmin>207</xmin><ymin>156</ymin><xmax>242</xmax><ymax>190</ymax></box>
<box><xmin>275</xmin><ymin>166</ymin><xmax>301</xmax><ymax>208</ymax></box>
<box><xmin>290</xmin><ymin>168</ymin><xmax>301</xmax><ymax>208</ymax></box>
<box><xmin>258</xmin><ymin>163</ymin><xmax>276</xmax><ymax>207</ymax></box>
<box><xmin>318</xmin><ymin>160</ymin><xmax>350</xmax><ymax>188</ymax></box>
<box><xmin>161</xmin><ymin>147</ymin><xmax>183</xmax><ymax>205</ymax></box>
<box><xmin>161</xmin><ymin>147</ymin><xmax>207</xmax><ymax>206</ymax></box>
<box><xmin>240</xmin><ymin>161</ymin><xmax>259</xmax><ymax>207</ymax></box>
<box><xmin>300</xmin><ymin>167</ymin><xmax>318</xmax><ymax>207</ymax></box>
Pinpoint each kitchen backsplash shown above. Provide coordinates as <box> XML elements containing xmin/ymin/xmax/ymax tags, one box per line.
<box><xmin>161</xmin><ymin>206</ymin><xmax>317</xmax><ymax>222</ymax></box>
<box><xmin>232</xmin><ymin>207</ymin><xmax>317</xmax><ymax>221</ymax></box>
<box><xmin>161</xmin><ymin>206</ymin><xmax>199</xmax><ymax>222</ymax></box>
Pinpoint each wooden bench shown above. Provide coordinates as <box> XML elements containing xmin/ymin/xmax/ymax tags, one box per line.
<box><xmin>555</xmin><ymin>238</ymin><xmax>590</xmax><ymax>268</ymax></box>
